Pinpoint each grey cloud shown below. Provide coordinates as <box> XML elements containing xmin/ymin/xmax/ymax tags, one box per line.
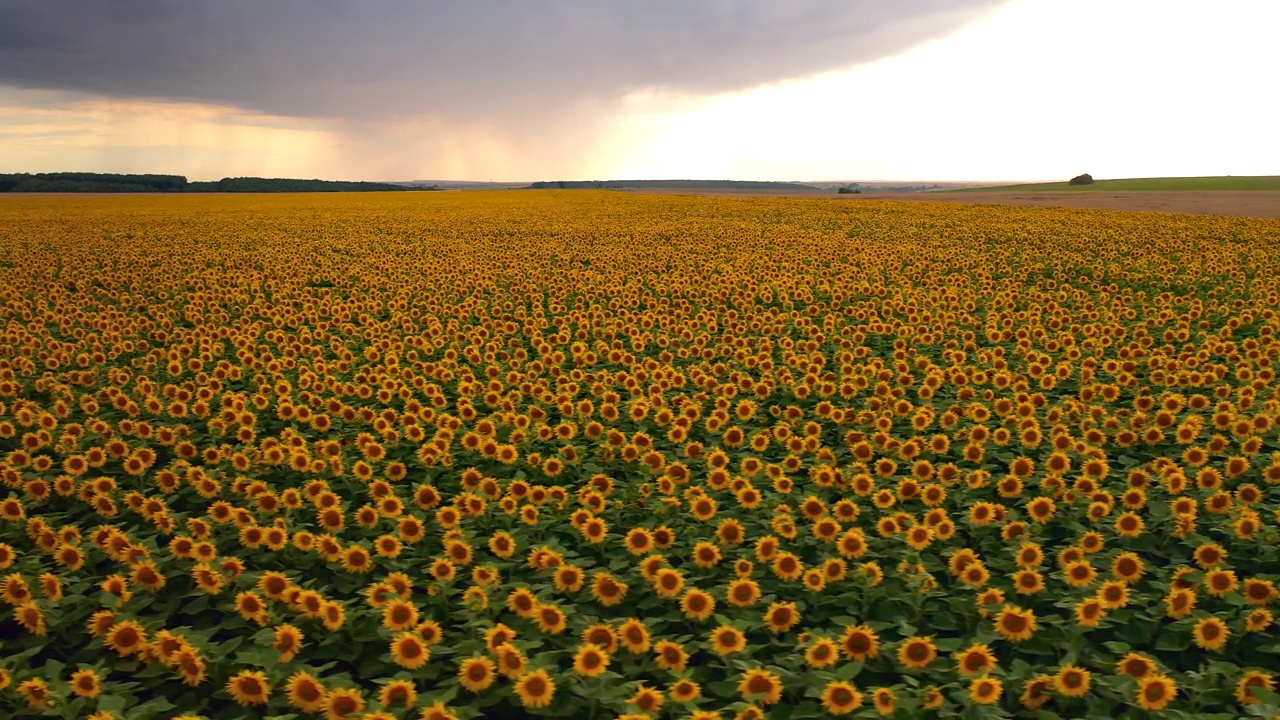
<box><xmin>0</xmin><ymin>1</ymin><xmax>1005</xmax><ymax>121</ymax></box>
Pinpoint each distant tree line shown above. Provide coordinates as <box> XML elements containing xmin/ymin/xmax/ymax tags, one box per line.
<box><xmin>0</xmin><ymin>172</ymin><xmax>429</xmax><ymax>193</ymax></box>
<box><xmin>531</xmin><ymin>181</ymin><xmax>625</xmax><ymax>189</ymax></box>
<box><xmin>187</xmin><ymin>177</ymin><xmax>424</xmax><ymax>193</ymax></box>
<box><xmin>0</xmin><ymin>173</ymin><xmax>187</xmax><ymax>193</ymax></box>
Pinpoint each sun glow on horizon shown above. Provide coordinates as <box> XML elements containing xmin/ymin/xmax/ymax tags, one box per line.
<box><xmin>608</xmin><ymin>0</ymin><xmax>1280</xmax><ymax>182</ymax></box>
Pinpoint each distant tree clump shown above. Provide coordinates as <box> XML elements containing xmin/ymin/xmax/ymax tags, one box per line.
<box><xmin>1069</xmin><ymin>173</ymin><xmax>1094</xmax><ymax>186</ymax></box>
<box><xmin>187</xmin><ymin>178</ymin><xmax>417</xmax><ymax>193</ymax></box>
<box><xmin>837</xmin><ymin>187</ymin><xmax>862</xmax><ymax>194</ymax></box>
<box><xmin>0</xmin><ymin>173</ymin><xmax>427</xmax><ymax>193</ymax></box>
<box><xmin>0</xmin><ymin>172</ymin><xmax>188</xmax><ymax>193</ymax></box>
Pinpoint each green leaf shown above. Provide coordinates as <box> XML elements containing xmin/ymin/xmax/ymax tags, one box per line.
<box><xmin>96</xmin><ymin>694</ymin><xmax>128</xmax><ymax>714</ymax></box>
<box><xmin>131</xmin><ymin>696</ymin><xmax>177</xmax><ymax>719</ymax></box>
<box><xmin>1155</xmin><ymin>634</ymin><xmax>1189</xmax><ymax>652</ymax></box>
<box><xmin>934</xmin><ymin>637</ymin><xmax>962</xmax><ymax>652</ymax></box>
<box><xmin>835</xmin><ymin>662</ymin><xmax>864</xmax><ymax>680</ymax></box>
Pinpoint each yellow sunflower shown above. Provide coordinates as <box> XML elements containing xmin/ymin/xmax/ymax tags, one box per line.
<box><xmin>285</xmin><ymin>671</ymin><xmax>327</xmax><ymax>711</ymax></box>
<box><xmin>572</xmin><ymin>643</ymin><xmax>610</xmax><ymax>677</ymax></box>
<box><xmin>514</xmin><ymin>669</ymin><xmax>556</xmax><ymax>709</ymax></box>
<box><xmin>821</xmin><ymin>681</ymin><xmax>863</xmax><ymax>716</ymax></box>
<box><xmin>458</xmin><ymin>656</ymin><xmax>496</xmax><ymax>693</ymax></box>
<box><xmin>970</xmin><ymin>676</ymin><xmax>1002</xmax><ymax>705</ymax></box>
<box><xmin>738</xmin><ymin>668</ymin><xmax>784</xmax><ymax>705</ymax></box>
<box><xmin>227</xmin><ymin>669</ymin><xmax>272</xmax><ymax>706</ymax></box>
<box><xmin>896</xmin><ymin>636</ymin><xmax>937</xmax><ymax>670</ymax></box>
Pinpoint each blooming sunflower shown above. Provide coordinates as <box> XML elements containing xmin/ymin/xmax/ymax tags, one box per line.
<box><xmin>1020</xmin><ymin>674</ymin><xmax>1053</xmax><ymax>710</ymax></box>
<box><xmin>1064</xmin><ymin>560</ymin><xmax>1098</xmax><ymax>588</ymax></box>
<box><xmin>680</xmin><ymin>588</ymin><xmax>716</xmax><ymax>621</ymax></box>
<box><xmin>823</xmin><ymin>681</ymin><xmax>867</xmax><ymax>717</ymax></box>
<box><xmin>442</xmin><ymin>656</ymin><xmax>489</xmax><ymax>696</ymax></box>
<box><xmin>896</xmin><ymin>636</ymin><xmax>937</xmax><ymax>670</ymax></box>
<box><xmin>763</xmin><ymin>601</ymin><xmax>800</xmax><ymax>634</ymax></box>
<box><xmin>709</xmin><ymin>625</ymin><xmax>747</xmax><ymax>656</ymax></box>
<box><xmin>106</xmin><ymin>620</ymin><xmax>147</xmax><ymax>656</ymax></box>
<box><xmin>1097</xmin><ymin>580</ymin><xmax>1131</xmax><ymax>609</ymax></box>
<box><xmin>1111</xmin><ymin>552</ymin><xmax>1145</xmax><ymax>583</ymax></box>
<box><xmin>1243</xmin><ymin>578</ymin><xmax>1276</xmax><ymax>606</ymax></box>
<box><xmin>535</xmin><ymin>604</ymin><xmax>568</xmax><ymax>634</ymax></box>
<box><xmin>993</xmin><ymin>605</ymin><xmax>1037</xmax><ymax>642</ymax></box>
<box><xmin>726</xmin><ymin>578</ymin><xmax>762</xmax><ymax>608</ymax></box>
<box><xmin>669</xmin><ymin>678</ymin><xmax>701</xmax><ymax>703</ymax></box>
<box><xmin>804</xmin><ymin>637</ymin><xmax>841</xmax><ymax>669</ymax></box>
<box><xmin>1053</xmin><ymin>665</ymin><xmax>1091</xmax><ymax>698</ymax></box>
<box><xmin>234</xmin><ymin>591</ymin><xmax>270</xmax><ymax>625</ymax></box>
<box><xmin>1116</xmin><ymin>652</ymin><xmax>1157</xmax><ymax>679</ymax></box>
<box><xmin>738</xmin><ymin>668</ymin><xmax>784</xmax><ymax>705</ymax></box>
<box><xmin>970</xmin><ymin>676</ymin><xmax>1002</xmax><ymax>705</ymax></box>
<box><xmin>618</xmin><ymin>618</ymin><xmax>652</xmax><ymax>654</ymax></box>
<box><xmin>572</xmin><ymin>643</ymin><xmax>610</xmax><ymax>677</ymax></box>
<box><xmin>1246</xmin><ymin>608</ymin><xmax>1274</xmax><ymax>633</ymax></box>
<box><xmin>227</xmin><ymin>669</ymin><xmax>272</xmax><ymax>706</ymax></box>
<box><xmin>1204</xmin><ymin>568</ymin><xmax>1239</xmax><ymax>597</ymax></box>
<box><xmin>628</xmin><ymin>684</ymin><xmax>665</xmax><ymax>714</ymax></box>
<box><xmin>1074</xmin><ymin>597</ymin><xmax>1107</xmax><ymax>628</ymax></box>
<box><xmin>325</xmin><ymin>687</ymin><xmax>366</xmax><ymax>719</ymax></box>
<box><xmin>13</xmin><ymin>603</ymin><xmax>46</xmax><ymax>635</ymax></box>
<box><xmin>271</xmin><ymin>623</ymin><xmax>303</xmax><ymax>662</ymax></box>
<box><xmin>872</xmin><ymin>687</ymin><xmax>896</xmax><ymax>715</ymax></box>
<box><xmin>506</xmin><ymin>587</ymin><xmax>539</xmax><ymax>618</ymax></box>
<box><xmin>515</xmin><ymin>669</ymin><xmax>556</xmax><ymax>709</ymax></box>
<box><xmin>174</xmin><ymin>649</ymin><xmax>208</xmax><ymax>687</ymax></box>
<box><xmin>1165</xmin><ymin>588</ymin><xmax>1197</xmax><ymax>619</ymax></box>
<box><xmin>624</xmin><ymin>528</ymin><xmax>654</xmax><ymax>555</ymax></box>
<box><xmin>1236</xmin><ymin>671</ymin><xmax>1275</xmax><ymax>705</ymax></box>
<box><xmin>1193</xmin><ymin>617</ymin><xmax>1230</xmax><ymax>652</ymax></box>
<box><xmin>553</xmin><ymin>565</ymin><xmax>584</xmax><ymax>593</ymax></box>
<box><xmin>591</xmin><ymin>572</ymin><xmax>628</xmax><ymax>607</ymax></box>
<box><xmin>955</xmin><ymin>643</ymin><xmax>997</xmax><ymax>677</ymax></box>
<box><xmin>841</xmin><ymin>624</ymin><xmax>881</xmax><ymax>660</ymax></box>
<box><xmin>70</xmin><ymin>668</ymin><xmax>101</xmax><ymax>698</ymax></box>
<box><xmin>390</xmin><ymin>632</ymin><xmax>430</xmax><ymax>669</ymax></box>
<box><xmin>379</xmin><ymin>679</ymin><xmax>417</xmax><ymax>708</ymax></box>
<box><xmin>1136</xmin><ymin>674</ymin><xmax>1177</xmax><ymax>711</ymax></box>
<box><xmin>771</xmin><ymin>552</ymin><xmax>804</xmax><ymax>581</ymax></box>
<box><xmin>1012</xmin><ymin>569</ymin><xmax>1045</xmax><ymax>595</ymax></box>
<box><xmin>582</xmin><ymin>623</ymin><xmax>618</xmax><ymax>654</ymax></box>
<box><xmin>382</xmin><ymin>599</ymin><xmax>419</xmax><ymax>631</ymax></box>
<box><xmin>17</xmin><ymin>678</ymin><xmax>53</xmax><ymax>710</ymax></box>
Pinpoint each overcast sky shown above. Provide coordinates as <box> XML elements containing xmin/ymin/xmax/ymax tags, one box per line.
<box><xmin>1</xmin><ymin>0</ymin><xmax>1276</xmax><ymax>182</ymax></box>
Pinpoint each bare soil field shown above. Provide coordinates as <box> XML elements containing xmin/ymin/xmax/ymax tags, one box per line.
<box><xmin>622</xmin><ymin>188</ymin><xmax>1280</xmax><ymax>219</ymax></box>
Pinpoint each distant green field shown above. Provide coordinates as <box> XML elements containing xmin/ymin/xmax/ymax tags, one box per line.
<box><xmin>958</xmin><ymin>176</ymin><xmax>1280</xmax><ymax>192</ymax></box>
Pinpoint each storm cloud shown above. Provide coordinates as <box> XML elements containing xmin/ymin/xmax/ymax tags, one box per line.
<box><xmin>0</xmin><ymin>1</ymin><xmax>1005</xmax><ymax>122</ymax></box>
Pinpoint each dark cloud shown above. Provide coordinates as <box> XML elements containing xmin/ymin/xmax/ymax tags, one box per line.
<box><xmin>0</xmin><ymin>0</ymin><xmax>1004</xmax><ymax>121</ymax></box>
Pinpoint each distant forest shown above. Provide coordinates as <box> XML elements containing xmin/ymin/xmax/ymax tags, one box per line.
<box><xmin>0</xmin><ymin>172</ymin><xmax>429</xmax><ymax>193</ymax></box>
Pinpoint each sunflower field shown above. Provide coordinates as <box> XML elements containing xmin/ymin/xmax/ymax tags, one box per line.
<box><xmin>1</xmin><ymin>191</ymin><xmax>1280</xmax><ymax>720</ymax></box>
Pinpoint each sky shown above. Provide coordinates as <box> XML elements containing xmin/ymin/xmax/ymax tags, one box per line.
<box><xmin>1</xmin><ymin>0</ymin><xmax>1276</xmax><ymax>183</ymax></box>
